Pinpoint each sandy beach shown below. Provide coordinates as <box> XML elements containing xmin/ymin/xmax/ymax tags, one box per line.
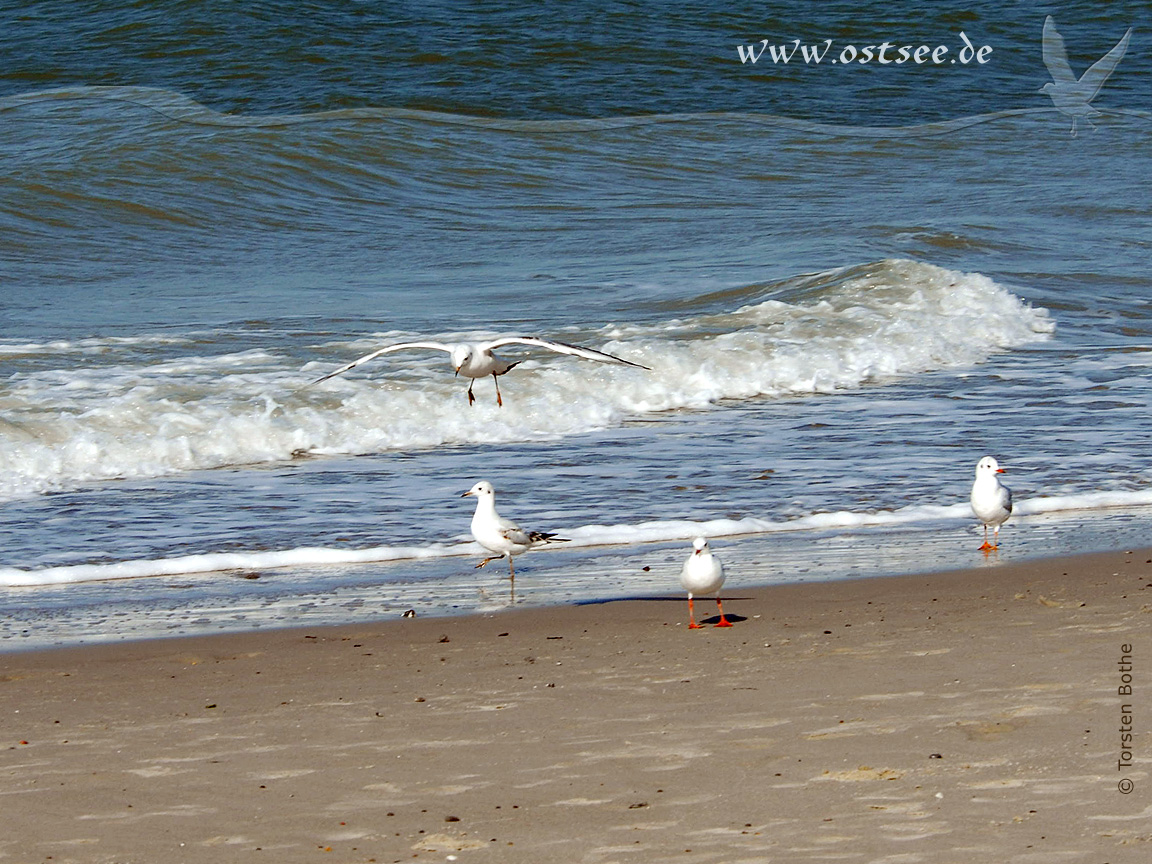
<box><xmin>3</xmin><ymin>549</ymin><xmax>1150</xmax><ymax>863</ymax></box>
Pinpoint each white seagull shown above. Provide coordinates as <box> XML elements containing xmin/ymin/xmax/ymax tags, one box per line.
<box><xmin>461</xmin><ymin>481</ymin><xmax>568</xmax><ymax>591</ymax></box>
<box><xmin>1041</xmin><ymin>16</ymin><xmax>1132</xmax><ymax>137</ymax></box>
<box><xmin>311</xmin><ymin>336</ymin><xmax>649</xmax><ymax>406</ymax></box>
<box><xmin>680</xmin><ymin>537</ymin><xmax>733</xmax><ymax>629</ymax></box>
<box><xmin>971</xmin><ymin>456</ymin><xmax>1012</xmax><ymax>551</ymax></box>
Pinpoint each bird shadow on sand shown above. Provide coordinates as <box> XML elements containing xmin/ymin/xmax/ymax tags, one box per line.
<box><xmin>698</xmin><ymin>614</ymin><xmax>749</xmax><ymax>625</ymax></box>
<box><xmin>576</xmin><ymin>595</ymin><xmax>752</xmax><ymax>605</ymax></box>
<box><xmin>574</xmin><ymin>595</ymin><xmax>751</xmax><ymax>624</ymax></box>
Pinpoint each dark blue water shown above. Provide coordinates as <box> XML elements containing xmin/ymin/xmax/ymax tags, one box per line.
<box><xmin>2</xmin><ymin>2</ymin><xmax>1145</xmax><ymax>121</ymax></box>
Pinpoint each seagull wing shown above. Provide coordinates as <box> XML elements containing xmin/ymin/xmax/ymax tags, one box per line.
<box><xmin>1000</xmin><ymin>483</ymin><xmax>1013</xmax><ymax>515</ymax></box>
<box><xmin>485</xmin><ymin>336</ymin><xmax>650</xmax><ymax>370</ymax></box>
<box><xmin>498</xmin><ymin>521</ymin><xmax>532</xmax><ymax>547</ymax></box>
<box><xmin>1042</xmin><ymin>16</ymin><xmax>1076</xmax><ymax>84</ymax></box>
<box><xmin>309</xmin><ymin>341</ymin><xmax>454</xmax><ymax>386</ymax></box>
<box><xmin>1079</xmin><ymin>27</ymin><xmax>1131</xmax><ymax>102</ymax></box>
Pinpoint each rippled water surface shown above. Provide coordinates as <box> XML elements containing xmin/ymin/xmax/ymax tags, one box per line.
<box><xmin>1</xmin><ymin>2</ymin><xmax>1150</xmax><ymax>647</ymax></box>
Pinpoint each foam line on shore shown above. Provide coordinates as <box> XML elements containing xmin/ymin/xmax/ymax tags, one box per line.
<box><xmin>5</xmin><ymin>487</ymin><xmax>1152</xmax><ymax>587</ymax></box>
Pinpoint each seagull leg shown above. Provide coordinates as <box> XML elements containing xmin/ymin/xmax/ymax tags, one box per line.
<box><xmin>979</xmin><ymin>525</ymin><xmax>994</xmax><ymax>552</ymax></box>
<box><xmin>493</xmin><ymin>373</ymin><xmax>503</xmax><ymax>407</ymax></box>
<box><xmin>476</xmin><ymin>556</ymin><xmax>498</xmax><ymax>569</ymax></box>
<box><xmin>467</xmin><ymin>380</ymin><xmax>476</xmax><ymax>406</ymax></box>
<box><xmin>687</xmin><ymin>595</ymin><xmax>702</xmax><ymax>629</ymax></box>
<box><xmin>714</xmin><ymin>597</ymin><xmax>734</xmax><ymax>628</ymax></box>
<box><xmin>508</xmin><ymin>556</ymin><xmax>515</xmax><ymax>599</ymax></box>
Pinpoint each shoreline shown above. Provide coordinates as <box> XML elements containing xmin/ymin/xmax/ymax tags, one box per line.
<box><xmin>9</xmin><ymin>505</ymin><xmax>1152</xmax><ymax>652</ymax></box>
<box><xmin>4</xmin><ymin>547</ymin><xmax>1151</xmax><ymax>861</ymax></box>
<box><xmin>0</xmin><ymin>543</ymin><xmax>1144</xmax><ymax>659</ymax></box>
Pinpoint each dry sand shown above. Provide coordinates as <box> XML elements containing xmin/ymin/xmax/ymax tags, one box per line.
<box><xmin>3</xmin><ymin>548</ymin><xmax>1151</xmax><ymax>863</ymax></box>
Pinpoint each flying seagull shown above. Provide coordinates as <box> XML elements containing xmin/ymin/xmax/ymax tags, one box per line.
<box><xmin>310</xmin><ymin>337</ymin><xmax>649</xmax><ymax>406</ymax></box>
<box><xmin>461</xmin><ymin>480</ymin><xmax>568</xmax><ymax>594</ymax></box>
<box><xmin>680</xmin><ymin>537</ymin><xmax>733</xmax><ymax>629</ymax></box>
<box><xmin>970</xmin><ymin>456</ymin><xmax>1012</xmax><ymax>552</ymax></box>
<box><xmin>1041</xmin><ymin>15</ymin><xmax>1132</xmax><ymax>137</ymax></box>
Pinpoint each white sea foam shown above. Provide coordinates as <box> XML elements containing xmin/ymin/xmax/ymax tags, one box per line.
<box><xmin>0</xmin><ymin>543</ymin><xmax>462</xmax><ymax>587</ymax></box>
<box><xmin>3</xmin><ymin>487</ymin><xmax>1147</xmax><ymax>588</ymax></box>
<box><xmin>0</xmin><ymin>335</ymin><xmax>194</xmax><ymax>356</ymax></box>
<box><xmin>0</xmin><ymin>260</ymin><xmax>1051</xmax><ymax>500</ymax></box>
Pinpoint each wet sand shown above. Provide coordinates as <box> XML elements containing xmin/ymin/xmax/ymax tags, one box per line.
<box><xmin>3</xmin><ymin>548</ymin><xmax>1151</xmax><ymax>863</ymax></box>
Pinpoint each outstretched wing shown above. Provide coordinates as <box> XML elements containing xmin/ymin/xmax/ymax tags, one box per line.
<box><xmin>486</xmin><ymin>336</ymin><xmax>650</xmax><ymax>370</ymax></box>
<box><xmin>308</xmin><ymin>341</ymin><xmax>454</xmax><ymax>386</ymax></box>
<box><xmin>1042</xmin><ymin>16</ymin><xmax>1076</xmax><ymax>84</ymax></box>
<box><xmin>1079</xmin><ymin>26</ymin><xmax>1131</xmax><ymax>102</ymax></box>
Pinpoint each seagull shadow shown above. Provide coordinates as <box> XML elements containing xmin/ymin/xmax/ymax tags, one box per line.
<box><xmin>699</xmin><ymin>614</ymin><xmax>749</xmax><ymax>625</ymax></box>
<box><xmin>576</xmin><ymin>595</ymin><xmax>754</xmax><ymax>608</ymax></box>
<box><xmin>574</xmin><ymin>595</ymin><xmax>751</xmax><ymax>625</ymax></box>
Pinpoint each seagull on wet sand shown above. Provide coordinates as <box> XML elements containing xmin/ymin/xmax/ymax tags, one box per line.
<box><xmin>971</xmin><ymin>456</ymin><xmax>1012</xmax><ymax>551</ymax></box>
<box><xmin>1041</xmin><ymin>15</ymin><xmax>1132</xmax><ymax>137</ymax></box>
<box><xmin>310</xmin><ymin>337</ymin><xmax>650</xmax><ymax>406</ymax></box>
<box><xmin>462</xmin><ymin>481</ymin><xmax>568</xmax><ymax>591</ymax></box>
<box><xmin>680</xmin><ymin>537</ymin><xmax>733</xmax><ymax>629</ymax></box>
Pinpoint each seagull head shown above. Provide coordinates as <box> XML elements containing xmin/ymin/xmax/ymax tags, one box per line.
<box><xmin>451</xmin><ymin>344</ymin><xmax>473</xmax><ymax>375</ymax></box>
<box><xmin>976</xmin><ymin>456</ymin><xmax>1005</xmax><ymax>476</ymax></box>
<box><xmin>692</xmin><ymin>536</ymin><xmax>709</xmax><ymax>555</ymax></box>
<box><xmin>462</xmin><ymin>480</ymin><xmax>495</xmax><ymax>499</ymax></box>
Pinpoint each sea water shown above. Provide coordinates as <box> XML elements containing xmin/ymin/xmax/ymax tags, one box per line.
<box><xmin>1</xmin><ymin>3</ymin><xmax>1150</xmax><ymax>647</ymax></box>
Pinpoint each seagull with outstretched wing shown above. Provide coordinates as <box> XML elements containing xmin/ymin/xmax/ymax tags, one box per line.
<box><xmin>1041</xmin><ymin>15</ymin><xmax>1132</xmax><ymax>136</ymax></box>
<box><xmin>310</xmin><ymin>336</ymin><xmax>649</xmax><ymax>406</ymax></box>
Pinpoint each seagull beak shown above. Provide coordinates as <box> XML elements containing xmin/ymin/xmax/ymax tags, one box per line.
<box><xmin>996</xmin><ymin>468</ymin><xmax>1006</xmax><ymax>474</ymax></box>
<box><xmin>461</xmin><ymin>490</ymin><xmax>474</xmax><ymax>497</ymax></box>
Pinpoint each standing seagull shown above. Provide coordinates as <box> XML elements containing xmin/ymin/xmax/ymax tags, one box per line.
<box><xmin>680</xmin><ymin>537</ymin><xmax>733</xmax><ymax>629</ymax></box>
<box><xmin>971</xmin><ymin>456</ymin><xmax>1012</xmax><ymax>551</ymax></box>
<box><xmin>1041</xmin><ymin>15</ymin><xmax>1132</xmax><ymax>137</ymax></box>
<box><xmin>461</xmin><ymin>481</ymin><xmax>568</xmax><ymax>593</ymax></box>
<box><xmin>311</xmin><ymin>336</ymin><xmax>649</xmax><ymax>406</ymax></box>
